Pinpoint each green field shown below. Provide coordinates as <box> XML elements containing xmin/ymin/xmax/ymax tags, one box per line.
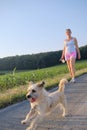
<box><xmin>0</xmin><ymin>60</ymin><xmax>87</xmax><ymax>109</ymax></box>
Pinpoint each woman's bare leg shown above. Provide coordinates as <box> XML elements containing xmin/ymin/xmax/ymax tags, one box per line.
<box><xmin>70</xmin><ymin>57</ymin><xmax>76</xmax><ymax>78</ymax></box>
<box><xmin>66</xmin><ymin>60</ymin><xmax>72</xmax><ymax>77</ymax></box>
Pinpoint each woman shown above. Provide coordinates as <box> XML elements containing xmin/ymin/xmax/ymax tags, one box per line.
<box><xmin>61</xmin><ymin>29</ymin><xmax>81</xmax><ymax>82</ymax></box>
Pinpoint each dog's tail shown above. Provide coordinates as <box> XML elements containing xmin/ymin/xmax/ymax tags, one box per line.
<box><xmin>58</xmin><ymin>78</ymin><xmax>68</xmax><ymax>92</ymax></box>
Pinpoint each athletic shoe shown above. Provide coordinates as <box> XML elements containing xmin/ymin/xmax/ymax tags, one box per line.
<box><xmin>70</xmin><ymin>78</ymin><xmax>76</xmax><ymax>83</ymax></box>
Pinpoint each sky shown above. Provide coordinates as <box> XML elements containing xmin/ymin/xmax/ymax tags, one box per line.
<box><xmin>0</xmin><ymin>0</ymin><xmax>87</xmax><ymax>58</ymax></box>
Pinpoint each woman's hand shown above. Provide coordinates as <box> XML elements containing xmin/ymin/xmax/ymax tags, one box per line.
<box><xmin>78</xmin><ymin>53</ymin><xmax>81</xmax><ymax>59</ymax></box>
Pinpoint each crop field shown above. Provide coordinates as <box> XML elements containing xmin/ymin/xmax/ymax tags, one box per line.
<box><xmin>0</xmin><ymin>60</ymin><xmax>87</xmax><ymax>109</ymax></box>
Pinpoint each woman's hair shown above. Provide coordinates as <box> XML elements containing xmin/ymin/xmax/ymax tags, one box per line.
<box><xmin>66</xmin><ymin>28</ymin><xmax>72</xmax><ymax>33</ymax></box>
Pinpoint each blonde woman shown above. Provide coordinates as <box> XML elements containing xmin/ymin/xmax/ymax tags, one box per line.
<box><xmin>61</xmin><ymin>29</ymin><xmax>81</xmax><ymax>82</ymax></box>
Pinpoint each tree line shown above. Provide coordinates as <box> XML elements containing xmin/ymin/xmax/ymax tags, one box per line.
<box><xmin>0</xmin><ymin>45</ymin><xmax>87</xmax><ymax>70</ymax></box>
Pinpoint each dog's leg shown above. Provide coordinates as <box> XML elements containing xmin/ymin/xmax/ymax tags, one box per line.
<box><xmin>21</xmin><ymin>107</ymin><xmax>37</xmax><ymax>124</ymax></box>
<box><xmin>60</xmin><ymin>96</ymin><xmax>68</xmax><ymax>117</ymax></box>
<box><xmin>26</xmin><ymin>115</ymin><xmax>44</xmax><ymax>130</ymax></box>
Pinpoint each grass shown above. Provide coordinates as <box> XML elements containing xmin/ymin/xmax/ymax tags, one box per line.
<box><xmin>0</xmin><ymin>60</ymin><xmax>87</xmax><ymax>109</ymax></box>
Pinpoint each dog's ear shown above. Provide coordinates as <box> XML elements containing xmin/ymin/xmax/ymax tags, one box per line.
<box><xmin>37</xmin><ymin>81</ymin><xmax>45</xmax><ymax>88</ymax></box>
<box><xmin>26</xmin><ymin>81</ymin><xmax>34</xmax><ymax>85</ymax></box>
<box><xmin>29</xmin><ymin>81</ymin><xmax>34</xmax><ymax>85</ymax></box>
<box><xmin>27</xmin><ymin>81</ymin><xmax>34</xmax><ymax>91</ymax></box>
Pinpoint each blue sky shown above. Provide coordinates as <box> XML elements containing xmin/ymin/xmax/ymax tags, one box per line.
<box><xmin>0</xmin><ymin>0</ymin><xmax>87</xmax><ymax>58</ymax></box>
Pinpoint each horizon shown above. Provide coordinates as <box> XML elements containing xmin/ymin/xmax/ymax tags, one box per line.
<box><xmin>0</xmin><ymin>44</ymin><xmax>86</xmax><ymax>59</ymax></box>
<box><xmin>0</xmin><ymin>0</ymin><xmax>87</xmax><ymax>58</ymax></box>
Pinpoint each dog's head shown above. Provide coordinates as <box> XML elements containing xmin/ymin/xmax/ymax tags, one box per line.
<box><xmin>26</xmin><ymin>81</ymin><xmax>45</xmax><ymax>103</ymax></box>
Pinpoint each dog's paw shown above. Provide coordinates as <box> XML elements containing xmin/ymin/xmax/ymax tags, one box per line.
<box><xmin>62</xmin><ymin>113</ymin><xmax>65</xmax><ymax>117</ymax></box>
<box><xmin>26</xmin><ymin>128</ymin><xmax>32</xmax><ymax>130</ymax></box>
<box><xmin>21</xmin><ymin>120</ymin><xmax>26</xmax><ymax>124</ymax></box>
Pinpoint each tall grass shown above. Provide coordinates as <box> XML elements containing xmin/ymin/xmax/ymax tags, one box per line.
<box><xmin>0</xmin><ymin>60</ymin><xmax>87</xmax><ymax>109</ymax></box>
<box><xmin>0</xmin><ymin>64</ymin><xmax>68</xmax><ymax>91</ymax></box>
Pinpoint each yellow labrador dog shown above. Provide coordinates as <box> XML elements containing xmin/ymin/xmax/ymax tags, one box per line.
<box><xmin>21</xmin><ymin>79</ymin><xmax>68</xmax><ymax>130</ymax></box>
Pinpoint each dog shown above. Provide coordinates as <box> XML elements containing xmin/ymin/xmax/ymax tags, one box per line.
<box><xmin>21</xmin><ymin>79</ymin><xmax>68</xmax><ymax>130</ymax></box>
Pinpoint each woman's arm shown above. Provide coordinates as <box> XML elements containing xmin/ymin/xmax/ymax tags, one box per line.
<box><xmin>61</xmin><ymin>46</ymin><xmax>65</xmax><ymax>59</ymax></box>
<box><xmin>61</xmin><ymin>40</ymin><xmax>66</xmax><ymax>60</ymax></box>
<box><xmin>74</xmin><ymin>38</ymin><xmax>81</xmax><ymax>59</ymax></box>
